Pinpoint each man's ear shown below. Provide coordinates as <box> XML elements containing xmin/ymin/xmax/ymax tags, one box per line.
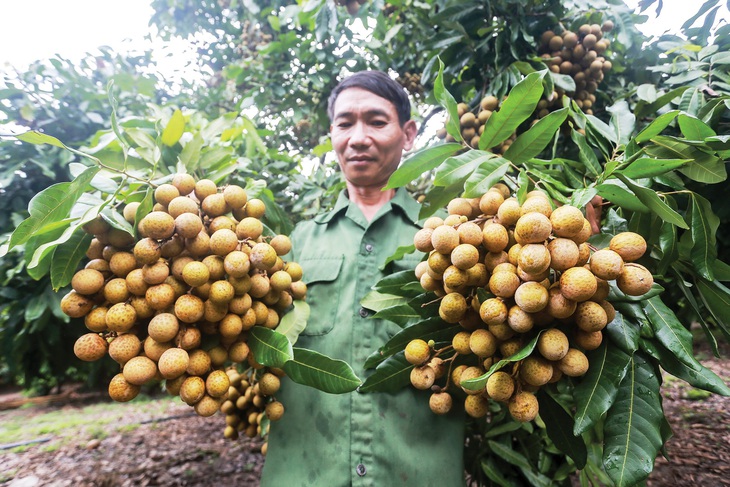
<box><xmin>402</xmin><ymin>120</ymin><xmax>417</xmax><ymax>151</ymax></box>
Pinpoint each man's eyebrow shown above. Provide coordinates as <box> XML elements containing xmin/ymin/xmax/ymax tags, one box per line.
<box><xmin>333</xmin><ymin>108</ymin><xmax>392</xmax><ymax>119</ymax></box>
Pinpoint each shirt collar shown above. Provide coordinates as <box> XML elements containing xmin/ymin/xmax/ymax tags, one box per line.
<box><xmin>312</xmin><ymin>187</ymin><xmax>420</xmax><ymax>225</ymax></box>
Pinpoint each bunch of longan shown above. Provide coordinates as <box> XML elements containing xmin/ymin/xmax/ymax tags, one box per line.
<box><xmin>220</xmin><ymin>366</ymin><xmax>285</xmax><ymax>453</ymax></box>
<box><xmin>407</xmin><ymin>184</ymin><xmax>652</xmax><ymax>422</ymax></box>
<box><xmin>336</xmin><ymin>0</ymin><xmax>366</xmax><ymax>15</ymax></box>
<box><xmin>537</xmin><ymin>21</ymin><xmax>615</xmax><ymax>117</ymax></box>
<box><xmin>62</xmin><ymin>174</ymin><xmax>306</xmax><ymax>422</ymax></box>
<box><xmin>396</xmin><ymin>72</ymin><xmax>425</xmax><ymax>97</ymax></box>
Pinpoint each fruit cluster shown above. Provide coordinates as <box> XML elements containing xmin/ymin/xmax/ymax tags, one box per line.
<box><xmin>537</xmin><ymin>21</ymin><xmax>615</xmax><ymax>116</ymax></box>
<box><xmin>62</xmin><ymin>174</ymin><xmax>306</xmax><ymax>423</ymax></box>
<box><xmin>239</xmin><ymin>20</ymin><xmax>273</xmax><ymax>56</ymax></box>
<box><xmin>406</xmin><ymin>185</ymin><xmax>652</xmax><ymax>422</ymax></box>
<box><xmin>396</xmin><ymin>72</ymin><xmax>425</xmax><ymax>97</ymax></box>
<box><xmin>336</xmin><ymin>0</ymin><xmax>366</xmax><ymax>15</ymax></box>
<box><xmin>220</xmin><ymin>366</ymin><xmax>285</xmax><ymax>454</ymax></box>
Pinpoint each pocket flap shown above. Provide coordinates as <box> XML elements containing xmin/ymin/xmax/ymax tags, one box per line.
<box><xmin>300</xmin><ymin>255</ymin><xmax>344</xmax><ymax>284</ymax></box>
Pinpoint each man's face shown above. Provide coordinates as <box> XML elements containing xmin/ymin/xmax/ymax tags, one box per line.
<box><xmin>330</xmin><ymin>87</ymin><xmax>417</xmax><ymax>189</ymax></box>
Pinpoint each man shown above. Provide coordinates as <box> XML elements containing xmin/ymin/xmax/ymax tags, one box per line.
<box><xmin>261</xmin><ymin>71</ymin><xmax>466</xmax><ymax>486</ymax></box>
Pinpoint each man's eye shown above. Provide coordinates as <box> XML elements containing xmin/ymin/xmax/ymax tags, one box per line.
<box><xmin>337</xmin><ymin>122</ymin><xmax>352</xmax><ymax>128</ymax></box>
<box><xmin>371</xmin><ymin>120</ymin><xmax>387</xmax><ymax>127</ymax></box>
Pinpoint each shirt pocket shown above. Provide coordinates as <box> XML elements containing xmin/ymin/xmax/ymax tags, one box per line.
<box><xmin>298</xmin><ymin>255</ymin><xmax>344</xmax><ymax>336</ymax></box>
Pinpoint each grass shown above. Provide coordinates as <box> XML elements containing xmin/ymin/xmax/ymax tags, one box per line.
<box><xmin>0</xmin><ymin>393</ymin><xmax>179</xmax><ymax>451</ymax></box>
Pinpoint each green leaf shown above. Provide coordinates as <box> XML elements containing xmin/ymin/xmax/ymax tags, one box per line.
<box><xmin>688</xmin><ymin>193</ymin><xmax>719</xmax><ymax>280</ymax></box>
<box><xmin>463</xmin><ymin>157</ymin><xmax>511</xmax><ymax>198</ymax></box>
<box><xmin>372</xmin><ymin>270</ymin><xmax>419</xmax><ymax>297</ymax></box>
<box><xmin>372</xmin><ymin>304</ymin><xmax>421</xmax><ymax>326</ymax></box>
<box><xmin>570</xmin><ymin>129</ymin><xmax>602</xmax><ymax>177</ymax></box>
<box><xmin>8</xmin><ymin>166</ymin><xmax>100</xmax><ymax>249</ymax></box>
<box><xmin>616</xmin><ymin>175</ymin><xmax>688</xmax><ymax>229</ymax></box>
<box><xmin>50</xmin><ymin>231</ymin><xmax>92</xmax><ymax>291</ymax></box>
<box><xmin>695</xmin><ymin>278</ymin><xmax>730</xmax><ymax>337</ymax></box>
<box><xmin>434</xmin><ymin>58</ymin><xmax>462</xmax><ymax>142</ymax></box>
<box><xmin>360</xmin><ymin>291</ymin><xmax>408</xmax><ymax>313</ymax></box>
<box><xmin>607</xmin><ymin>100</ymin><xmax>636</xmax><ymax>146</ymax></box>
<box><xmin>603</xmin><ymin>353</ymin><xmax>664</xmax><ymax>487</ymax></box>
<box><xmin>605</xmin><ymin>312</ymin><xmax>641</xmax><ymax>355</ymax></box>
<box><xmin>417</xmin><ymin>181</ymin><xmax>463</xmax><ymax>220</ymax></box>
<box><xmin>634</xmin><ymin>111</ymin><xmax>680</xmax><ymax>143</ymax></box>
<box><xmin>596</xmin><ymin>182</ymin><xmax>650</xmax><ymax>213</ymax></box>
<box><xmin>640</xmin><ymin>339</ymin><xmax>730</xmax><ymax>396</ymax></box>
<box><xmin>358</xmin><ymin>351</ymin><xmax>412</xmax><ymax>393</ymax></box>
<box><xmin>649</xmin><ymin>136</ymin><xmax>726</xmax><ymax>183</ymax></box>
<box><xmin>161</xmin><ymin>109</ymin><xmax>186</xmax><ymax>146</ymax></box>
<box><xmin>283</xmin><ymin>347</ymin><xmax>361</xmax><ymax>394</ymax></box>
<box><xmin>538</xmin><ymin>391</ymin><xmax>587</xmax><ymax>468</ymax></box>
<box><xmin>380</xmin><ymin>244</ymin><xmax>417</xmax><ymax>271</ymax></box>
<box><xmin>248</xmin><ymin>326</ymin><xmax>293</xmax><ymax>368</ymax></box>
<box><xmin>503</xmin><ymin>108</ymin><xmax>568</xmax><ymax>163</ymax></box>
<box><xmin>678</xmin><ymin>113</ymin><xmax>716</xmax><ymax>140</ymax></box>
<box><xmin>488</xmin><ymin>439</ymin><xmax>552</xmax><ymax>485</ymax></box>
<box><xmin>275</xmin><ymin>301</ymin><xmax>310</xmax><ymax>345</ymax></box>
<box><xmin>644</xmin><ymin>297</ymin><xmax>695</xmax><ymax>368</ymax></box>
<box><xmin>573</xmin><ymin>341</ymin><xmax>632</xmax><ymax>435</ymax></box>
<box><xmin>461</xmin><ymin>333</ymin><xmax>541</xmax><ymax>392</ymax></box>
<box><xmin>478</xmin><ymin>71</ymin><xmax>546</xmax><ymax>151</ymax></box>
<box><xmin>619</xmin><ymin>158</ymin><xmax>691</xmax><ymax>179</ymax></box>
<box><xmin>433</xmin><ymin>149</ymin><xmax>489</xmax><ymax>187</ymax></box>
<box><xmin>386</xmin><ymin>143</ymin><xmax>463</xmax><ymax>189</ymax></box>
<box><xmin>364</xmin><ymin>318</ymin><xmax>459</xmax><ymax>369</ymax></box>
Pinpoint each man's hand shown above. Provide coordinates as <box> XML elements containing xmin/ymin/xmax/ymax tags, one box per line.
<box><xmin>585</xmin><ymin>195</ymin><xmax>603</xmax><ymax>235</ymax></box>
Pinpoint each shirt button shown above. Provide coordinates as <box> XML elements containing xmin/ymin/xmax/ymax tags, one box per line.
<box><xmin>359</xmin><ymin>307</ymin><xmax>369</xmax><ymax>318</ymax></box>
<box><xmin>365</xmin><ymin>243</ymin><xmax>374</xmax><ymax>252</ymax></box>
<box><xmin>356</xmin><ymin>463</ymin><xmax>367</xmax><ymax>476</ymax></box>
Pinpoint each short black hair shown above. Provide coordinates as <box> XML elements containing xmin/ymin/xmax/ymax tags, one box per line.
<box><xmin>327</xmin><ymin>70</ymin><xmax>411</xmax><ymax>126</ymax></box>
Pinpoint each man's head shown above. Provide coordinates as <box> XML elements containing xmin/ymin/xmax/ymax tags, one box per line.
<box><xmin>327</xmin><ymin>70</ymin><xmax>412</xmax><ymax>127</ymax></box>
<box><xmin>328</xmin><ymin>71</ymin><xmax>417</xmax><ymax>190</ymax></box>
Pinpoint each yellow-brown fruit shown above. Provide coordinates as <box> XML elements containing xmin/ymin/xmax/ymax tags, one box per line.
<box><xmin>107</xmin><ymin>334</ymin><xmax>141</xmax><ymax>365</ymax></box>
<box><xmin>148</xmin><ymin>313</ymin><xmax>180</xmax><ymax>343</ymax></box>
<box><xmin>404</xmin><ymin>339</ymin><xmax>431</xmax><ymax>365</ymax></box>
<box><xmin>209</xmin><ymin>229</ymin><xmax>239</xmax><ymax>256</ymax></box>
<box><xmin>236</xmin><ymin>217</ymin><xmax>264</xmax><ymax>241</ymax></box>
<box><xmin>106</xmin><ymin>303</ymin><xmax>137</xmax><ymax>333</ymax></box>
<box><xmin>459</xmin><ymin>366</ymin><xmax>485</xmax><ymax>395</ymax></box>
<box><xmin>195</xmin><ymin>395</ymin><xmax>222</xmax><ymax>417</ymax></box>
<box><xmin>609</xmin><ymin>232</ymin><xmax>647</xmax><ymax>262</ymax></box>
<box><xmin>109</xmin><ymin>251</ymin><xmax>137</xmax><ymax>278</ymax></box>
<box><xmin>176</xmin><ymin>326</ymin><xmax>202</xmax><ymax>351</ymax></box>
<box><xmin>73</xmin><ymin>333</ymin><xmax>108</xmax><ymax>362</ymax></box>
<box><xmin>590</xmin><ymin>249</ymin><xmax>624</xmax><ymax>280</ymax></box>
<box><xmin>486</xmin><ymin>371</ymin><xmax>515</xmax><ymax>402</ymax></box>
<box><xmin>447</xmin><ymin>197</ymin><xmax>473</xmax><ymax>217</ymax></box>
<box><xmin>431</xmin><ymin>225</ymin><xmax>460</xmax><ymax>254</ymax></box>
<box><xmin>514</xmin><ymin>281</ymin><xmax>549</xmax><ymax>313</ymax></box>
<box><xmin>591</xmin><ymin>277</ymin><xmax>610</xmax><ymax>302</ymax></box>
<box><xmin>507</xmin><ymin>305</ymin><xmax>534</xmax><ymax>333</ymax></box>
<box><xmin>155</xmin><ymin>183</ymin><xmax>180</xmax><ymax>206</ymax></box>
<box><xmin>142</xmin><ymin>260</ymin><xmax>170</xmax><ymax>285</ymax></box>
<box><xmin>429</xmin><ymin>392</ymin><xmax>453</xmax><ymax>415</ymax></box>
<box><xmin>456</xmin><ymin>222</ymin><xmax>483</xmax><ymax>247</ymax></box>
<box><xmin>598</xmin><ymin>300</ymin><xmax>616</xmax><ymax>324</ymax></box>
<box><xmin>489</xmin><ymin>270</ymin><xmax>520</xmax><ymax>298</ymax></box>
<box><xmin>548</xmin><ymin>238</ymin><xmax>580</xmax><ymax>271</ymax></box>
<box><xmin>559</xmin><ymin>266</ymin><xmax>598</xmax><ymax>302</ymax></box>
<box><xmin>250</xmin><ymin>242</ymin><xmax>278</xmax><ymax>270</ymax></box>
<box><xmin>550</xmin><ymin>205</ymin><xmax>585</xmax><ymax>238</ymax></box>
<box><xmin>133</xmin><ymin>238</ymin><xmax>162</xmax><ymax>266</ymax></box>
<box><xmin>210</xmin><ymin>215</ymin><xmax>236</xmax><ymax>234</ymax></box>
<box><xmin>223</xmin><ymin>185</ymin><xmax>248</xmax><ymax>209</ymax></box>
<box><xmin>479</xmin><ymin>190</ymin><xmax>505</xmax><ymax>215</ymax></box>
<box><xmin>571</xmin><ymin>219</ymin><xmax>593</xmax><ymax>245</ymax></box>
<box><xmin>186</xmin><ymin>349</ymin><xmax>212</xmax><ymax>376</ymax></box>
<box><xmin>464</xmin><ymin>394</ymin><xmax>489</xmax><ymax>418</ymax></box>
<box><xmin>410</xmin><ymin>365</ymin><xmax>436</xmax><ymax>390</ymax></box>
<box><xmin>85</xmin><ymin>306</ymin><xmax>109</xmax><ymax>333</ymax></box>
<box><xmin>439</xmin><ymin>292</ymin><xmax>468</xmax><ymax>323</ymax></box>
<box><xmin>144</xmin><ymin>336</ymin><xmax>172</xmax><ymax>362</ymax></box>
<box><xmin>423</xmin><ymin>216</ymin><xmax>444</xmax><ymax>229</ymax></box>
<box><xmin>479</xmin><ymin>297</ymin><xmax>508</xmax><ymax>326</ymax></box>
<box><xmin>266</xmin><ymin>401</ymin><xmax>285</xmax><ymax>421</ymax></box>
<box><xmin>140</xmin><ymin>211</ymin><xmax>176</xmax><ymax>240</ymax></box>
<box><xmin>108</xmin><ymin>373</ymin><xmax>141</xmax><ymax>402</ymax></box>
<box><xmin>203</xmin><ymin>255</ymin><xmax>226</xmax><ymax>280</ymax></box>
<box><xmin>519</xmin><ymin>356</ymin><xmax>553</xmax><ymax>386</ymax></box>
<box><xmin>452</xmin><ymin>331</ymin><xmax>472</xmax><ymax>356</ymax></box>
<box><xmin>174</xmin><ymin>212</ymin><xmax>204</xmax><ymax>239</ymax></box>
<box><xmin>450</xmin><ymin>244</ymin><xmax>480</xmax><ymax>270</ymax></box>
<box><xmin>558</xmin><ymin>348</ymin><xmax>589</xmax><ymax>376</ymax></box>
<box><xmin>465</xmin><ymin>263</ymin><xmax>489</xmax><ymax>287</ymax></box>
<box><xmin>180</xmin><ymin>261</ymin><xmax>209</xmax><ymax>288</ymax></box>
<box><xmin>103</xmin><ymin>278</ymin><xmax>130</xmax><ymax>304</ymax></box>
<box><xmin>496</xmin><ymin>197</ymin><xmax>521</xmax><ymax>226</ymax></box>
<box><xmin>228</xmin><ymin>340</ymin><xmax>250</xmax><ymax>363</ymax></box>
<box><xmin>244</xmin><ymin>198</ymin><xmax>266</xmax><ymax>219</ymax></box>
<box><xmin>469</xmin><ymin>328</ymin><xmax>498</xmax><ymax>358</ymax></box>
<box><xmin>158</xmin><ymin>347</ymin><xmax>190</xmax><ymax>379</ymax></box>
<box><xmin>482</xmin><ymin>222</ymin><xmax>509</xmax><ymax>253</ymax></box>
<box><xmin>443</xmin><ymin>214</ymin><xmax>467</xmax><ymax>226</ymax></box>
<box><xmin>537</xmin><ymin>328</ymin><xmax>569</xmax><ymax>361</ymax></box>
<box><xmin>174</xmin><ymin>294</ymin><xmax>205</xmax><ymax>323</ymax></box>
<box><xmin>442</xmin><ymin>265</ymin><xmax>468</xmax><ymax>290</ymax></box>
<box><xmin>123</xmin><ymin>356</ymin><xmax>158</xmax><ymax>385</ymax></box>
<box><xmin>206</xmin><ymin>369</ymin><xmax>231</xmax><ymax>398</ymax></box>
<box><xmin>546</xmin><ymin>285</ymin><xmax>577</xmax><ymax>319</ymax></box>
<box><xmin>574</xmin><ymin>329</ymin><xmax>603</xmax><ymax>350</ymax></box>
<box><xmin>72</xmin><ymin>269</ymin><xmax>105</xmax><ymax>295</ymax></box>
<box><xmin>180</xmin><ymin>376</ymin><xmax>206</xmax><ymax>405</ymax></box>
<box><xmin>575</xmin><ymin>300</ymin><xmax>608</xmax><ymax>332</ymax></box>
<box><xmin>123</xmin><ymin>202</ymin><xmax>141</xmax><ymax>224</ymax></box>
<box><xmin>509</xmin><ymin>391</ymin><xmax>539</xmax><ymax>422</ymax></box>
<box><xmin>258</xmin><ymin>372</ymin><xmax>281</xmax><ymax>396</ymax></box>
<box><xmin>209</xmin><ymin>280</ymin><xmax>235</xmax><ymax>304</ymax></box>
<box><xmin>428</xmin><ymin>357</ymin><xmax>446</xmax><ymax>379</ymax></box>
<box><xmin>517</xmin><ymin>243</ymin><xmax>551</xmax><ymax>274</ymax></box>
<box><xmin>167</xmin><ymin>196</ymin><xmax>199</xmax><ymax>219</ymax></box>
<box><xmin>616</xmin><ymin>264</ymin><xmax>654</xmax><ymax>296</ymax></box>
<box><xmin>193</xmin><ymin>178</ymin><xmax>217</xmax><ymax>201</ymax></box>
<box><xmin>515</xmin><ymin>212</ymin><xmax>552</xmax><ymax>244</ymax></box>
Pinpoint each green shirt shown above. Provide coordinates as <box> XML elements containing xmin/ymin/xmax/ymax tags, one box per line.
<box><xmin>261</xmin><ymin>188</ymin><xmax>465</xmax><ymax>487</ymax></box>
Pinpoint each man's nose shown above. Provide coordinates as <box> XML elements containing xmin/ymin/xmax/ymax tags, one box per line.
<box><xmin>348</xmin><ymin>122</ymin><xmax>370</xmax><ymax>146</ymax></box>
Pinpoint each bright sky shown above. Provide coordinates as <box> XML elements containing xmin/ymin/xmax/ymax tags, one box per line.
<box><xmin>0</xmin><ymin>0</ymin><xmax>726</xmax><ymax>76</ymax></box>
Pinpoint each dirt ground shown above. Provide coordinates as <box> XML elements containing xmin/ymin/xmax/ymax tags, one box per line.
<box><xmin>1</xmin><ymin>338</ymin><xmax>729</xmax><ymax>487</ymax></box>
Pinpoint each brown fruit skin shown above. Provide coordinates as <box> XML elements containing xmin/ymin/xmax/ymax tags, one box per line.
<box><xmin>429</xmin><ymin>392</ymin><xmax>453</xmax><ymax>415</ymax></box>
<box><xmin>486</xmin><ymin>371</ymin><xmax>515</xmax><ymax>402</ymax></box>
<box><xmin>590</xmin><ymin>249</ymin><xmax>624</xmax><ymax>280</ymax></box>
<box><xmin>559</xmin><ymin>266</ymin><xmax>598</xmax><ymax>302</ymax></box>
<box><xmin>108</xmin><ymin>333</ymin><xmax>142</xmax><ymax>365</ymax></box>
<box><xmin>74</xmin><ymin>333</ymin><xmax>108</xmax><ymax>362</ymax></box>
<box><xmin>609</xmin><ymin>232</ymin><xmax>647</xmax><ymax>262</ymax></box>
<box><xmin>410</xmin><ymin>365</ymin><xmax>436</xmax><ymax>390</ymax></box>
<box><xmin>61</xmin><ymin>291</ymin><xmax>94</xmax><ymax>318</ymax></box>
<box><xmin>72</xmin><ymin>269</ymin><xmax>105</xmax><ymax>295</ymax></box>
<box><xmin>108</xmin><ymin>373</ymin><xmax>141</xmax><ymax>402</ymax></box>
<box><xmin>465</xmin><ymin>394</ymin><xmax>490</xmax><ymax>418</ymax></box>
<box><xmin>404</xmin><ymin>339</ymin><xmax>431</xmax><ymax>365</ymax></box>
<box><xmin>180</xmin><ymin>376</ymin><xmax>206</xmax><ymax>405</ymax></box>
<box><xmin>617</xmin><ymin>264</ymin><xmax>654</xmax><ymax>296</ymax></box>
<box><xmin>509</xmin><ymin>391</ymin><xmax>539</xmax><ymax>422</ymax></box>
<box><xmin>123</xmin><ymin>356</ymin><xmax>158</xmax><ymax>385</ymax></box>
<box><xmin>520</xmin><ymin>356</ymin><xmax>554</xmax><ymax>386</ymax></box>
<box><xmin>537</xmin><ymin>328</ymin><xmax>569</xmax><ymax>361</ymax></box>
<box><xmin>158</xmin><ymin>348</ymin><xmax>190</xmax><ymax>380</ymax></box>
<box><xmin>558</xmin><ymin>348</ymin><xmax>589</xmax><ymax>377</ymax></box>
